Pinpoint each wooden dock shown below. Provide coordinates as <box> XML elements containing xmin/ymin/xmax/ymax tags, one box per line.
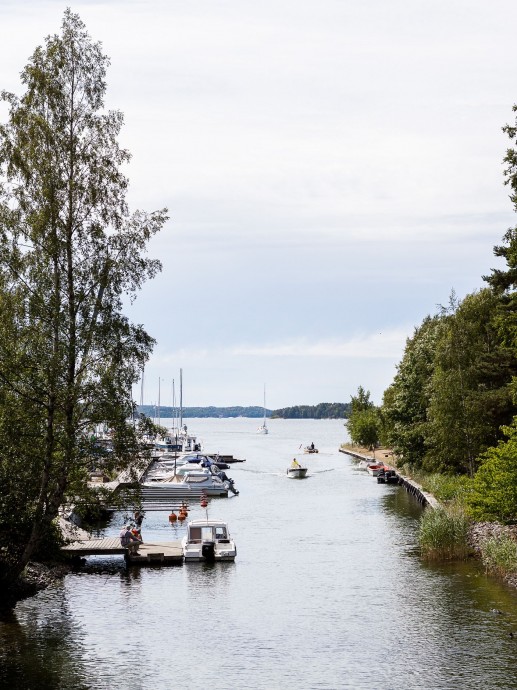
<box><xmin>62</xmin><ymin>538</ymin><xmax>183</xmax><ymax>564</ymax></box>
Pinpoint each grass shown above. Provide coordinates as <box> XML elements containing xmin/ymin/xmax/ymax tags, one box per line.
<box><xmin>398</xmin><ymin>464</ymin><xmax>472</xmax><ymax>506</ymax></box>
<box><xmin>479</xmin><ymin>534</ymin><xmax>517</xmax><ymax>578</ymax></box>
<box><xmin>419</xmin><ymin>505</ymin><xmax>470</xmax><ymax>560</ymax></box>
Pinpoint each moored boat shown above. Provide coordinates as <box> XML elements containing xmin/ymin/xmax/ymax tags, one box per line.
<box><xmin>142</xmin><ymin>468</ymin><xmax>236</xmax><ymax>496</ymax></box>
<box><xmin>182</xmin><ymin>519</ymin><xmax>237</xmax><ymax>561</ymax></box>
<box><xmin>366</xmin><ymin>463</ymin><xmax>387</xmax><ymax>477</ymax></box>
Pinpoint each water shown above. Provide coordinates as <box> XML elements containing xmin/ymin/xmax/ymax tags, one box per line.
<box><xmin>2</xmin><ymin>418</ymin><xmax>517</xmax><ymax>690</ymax></box>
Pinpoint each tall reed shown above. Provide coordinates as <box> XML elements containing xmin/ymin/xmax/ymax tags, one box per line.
<box><xmin>419</xmin><ymin>506</ymin><xmax>470</xmax><ymax>560</ymax></box>
<box><xmin>479</xmin><ymin>535</ymin><xmax>517</xmax><ymax>578</ymax></box>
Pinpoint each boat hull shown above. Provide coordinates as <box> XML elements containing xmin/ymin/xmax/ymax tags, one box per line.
<box><xmin>287</xmin><ymin>467</ymin><xmax>308</xmax><ymax>478</ymax></box>
<box><xmin>366</xmin><ymin>464</ymin><xmax>387</xmax><ymax>477</ymax></box>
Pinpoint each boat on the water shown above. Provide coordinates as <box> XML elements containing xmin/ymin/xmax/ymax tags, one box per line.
<box><xmin>182</xmin><ymin>519</ymin><xmax>237</xmax><ymax>561</ymax></box>
<box><xmin>304</xmin><ymin>444</ymin><xmax>318</xmax><ymax>454</ymax></box>
<box><xmin>257</xmin><ymin>384</ymin><xmax>269</xmax><ymax>434</ymax></box>
<box><xmin>287</xmin><ymin>466</ymin><xmax>308</xmax><ymax>479</ymax></box>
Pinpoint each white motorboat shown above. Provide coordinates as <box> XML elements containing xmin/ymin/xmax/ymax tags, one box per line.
<box><xmin>182</xmin><ymin>519</ymin><xmax>237</xmax><ymax>561</ymax></box>
<box><xmin>303</xmin><ymin>444</ymin><xmax>318</xmax><ymax>454</ymax></box>
<box><xmin>287</xmin><ymin>466</ymin><xmax>308</xmax><ymax>479</ymax></box>
<box><xmin>142</xmin><ymin>469</ymin><xmax>235</xmax><ymax>496</ymax></box>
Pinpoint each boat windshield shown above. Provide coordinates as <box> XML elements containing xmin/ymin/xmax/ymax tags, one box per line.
<box><xmin>188</xmin><ymin>525</ymin><xmax>227</xmax><ymax>542</ymax></box>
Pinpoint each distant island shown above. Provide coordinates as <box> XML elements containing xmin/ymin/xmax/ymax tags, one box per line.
<box><xmin>271</xmin><ymin>403</ymin><xmax>350</xmax><ymax>419</ymax></box>
<box><xmin>137</xmin><ymin>402</ymin><xmax>349</xmax><ymax>419</ymax></box>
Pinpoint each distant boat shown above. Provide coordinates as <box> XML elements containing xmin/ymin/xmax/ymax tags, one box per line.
<box><xmin>257</xmin><ymin>384</ymin><xmax>268</xmax><ymax>434</ymax></box>
<box><xmin>287</xmin><ymin>465</ymin><xmax>308</xmax><ymax>479</ymax></box>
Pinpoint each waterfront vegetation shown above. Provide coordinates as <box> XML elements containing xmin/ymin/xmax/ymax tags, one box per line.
<box><xmin>0</xmin><ymin>11</ymin><xmax>165</xmax><ymax>607</ymax></box>
<box><xmin>137</xmin><ymin>402</ymin><xmax>350</xmax><ymax>419</ymax></box>
<box><xmin>479</xmin><ymin>534</ymin><xmax>517</xmax><ymax>578</ymax></box>
<box><xmin>271</xmin><ymin>402</ymin><xmax>350</xmax><ymax>419</ymax></box>
<box><xmin>343</xmin><ymin>105</ymin><xmax>517</xmax><ymax>572</ymax></box>
<box><xmin>419</xmin><ymin>506</ymin><xmax>470</xmax><ymax>561</ymax></box>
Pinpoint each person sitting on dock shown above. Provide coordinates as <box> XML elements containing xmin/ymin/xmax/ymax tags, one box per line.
<box><xmin>291</xmin><ymin>458</ymin><xmax>301</xmax><ymax>468</ymax></box>
<box><xmin>120</xmin><ymin>525</ymin><xmax>142</xmax><ymax>555</ymax></box>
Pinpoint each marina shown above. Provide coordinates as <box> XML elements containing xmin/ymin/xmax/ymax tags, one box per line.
<box><xmin>3</xmin><ymin>418</ymin><xmax>517</xmax><ymax>690</ymax></box>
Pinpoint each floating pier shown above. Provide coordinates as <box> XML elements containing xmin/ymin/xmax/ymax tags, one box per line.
<box><xmin>61</xmin><ymin>538</ymin><xmax>183</xmax><ymax>565</ymax></box>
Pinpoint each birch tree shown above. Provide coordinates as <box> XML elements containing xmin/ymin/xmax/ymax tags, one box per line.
<box><xmin>0</xmin><ymin>10</ymin><xmax>167</xmax><ymax>597</ymax></box>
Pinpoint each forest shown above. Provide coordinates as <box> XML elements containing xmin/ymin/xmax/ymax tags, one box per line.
<box><xmin>345</xmin><ymin>105</ymin><xmax>517</xmax><ymax>522</ymax></box>
<box><xmin>138</xmin><ymin>402</ymin><xmax>350</xmax><ymax>419</ymax></box>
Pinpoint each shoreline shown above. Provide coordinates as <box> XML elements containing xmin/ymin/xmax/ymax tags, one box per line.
<box><xmin>341</xmin><ymin>443</ymin><xmax>517</xmax><ymax>591</ymax></box>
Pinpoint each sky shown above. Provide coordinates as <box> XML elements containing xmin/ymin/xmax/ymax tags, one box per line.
<box><xmin>1</xmin><ymin>0</ymin><xmax>516</xmax><ymax>408</ymax></box>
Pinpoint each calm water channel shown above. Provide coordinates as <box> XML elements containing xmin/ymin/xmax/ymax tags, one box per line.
<box><xmin>2</xmin><ymin>418</ymin><xmax>517</xmax><ymax>689</ymax></box>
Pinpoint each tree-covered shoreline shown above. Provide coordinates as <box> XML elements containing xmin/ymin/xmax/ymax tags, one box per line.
<box><xmin>138</xmin><ymin>401</ymin><xmax>350</xmax><ymax>419</ymax></box>
<box><xmin>343</xmin><ymin>103</ymin><xmax>517</xmax><ymax>576</ymax></box>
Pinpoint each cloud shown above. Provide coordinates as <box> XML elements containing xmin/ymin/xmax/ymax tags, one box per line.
<box><xmin>153</xmin><ymin>329</ymin><xmax>411</xmax><ymax>363</ymax></box>
<box><xmin>231</xmin><ymin>330</ymin><xmax>409</xmax><ymax>359</ymax></box>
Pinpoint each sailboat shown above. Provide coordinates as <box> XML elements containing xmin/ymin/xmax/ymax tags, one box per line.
<box><xmin>257</xmin><ymin>384</ymin><xmax>269</xmax><ymax>434</ymax></box>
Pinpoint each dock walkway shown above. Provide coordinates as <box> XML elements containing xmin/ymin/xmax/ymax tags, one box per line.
<box><xmin>62</xmin><ymin>538</ymin><xmax>183</xmax><ymax>564</ymax></box>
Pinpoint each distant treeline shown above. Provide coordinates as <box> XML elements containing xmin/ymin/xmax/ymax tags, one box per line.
<box><xmin>271</xmin><ymin>402</ymin><xmax>350</xmax><ymax>419</ymax></box>
<box><xmin>137</xmin><ymin>402</ymin><xmax>349</xmax><ymax>419</ymax></box>
<box><xmin>138</xmin><ymin>405</ymin><xmax>269</xmax><ymax>418</ymax></box>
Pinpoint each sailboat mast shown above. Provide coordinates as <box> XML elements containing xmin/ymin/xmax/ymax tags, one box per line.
<box><xmin>158</xmin><ymin>377</ymin><xmax>161</xmax><ymax>426</ymax></box>
<box><xmin>180</xmin><ymin>368</ymin><xmax>183</xmax><ymax>428</ymax></box>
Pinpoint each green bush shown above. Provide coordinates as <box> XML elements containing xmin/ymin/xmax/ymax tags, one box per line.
<box><xmin>480</xmin><ymin>534</ymin><xmax>517</xmax><ymax>578</ymax></box>
<box><xmin>419</xmin><ymin>506</ymin><xmax>470</xmax><ymax>560</ymax></box>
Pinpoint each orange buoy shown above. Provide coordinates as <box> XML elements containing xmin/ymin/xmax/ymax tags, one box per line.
<box><xmin>200</xmin><ymin>499</ymin><xmax>208</xmax><ymax>508</ymax></box>
<box><xmin>168</xmin><ymin>510</ymin><xmax>177</xmax><ymax>523</ymax></box>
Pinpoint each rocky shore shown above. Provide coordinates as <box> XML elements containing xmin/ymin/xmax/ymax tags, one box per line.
<box><xmin>468</xmin><ymin>521</ymin><xmax>517</xmax><ymax>589</ymax></box>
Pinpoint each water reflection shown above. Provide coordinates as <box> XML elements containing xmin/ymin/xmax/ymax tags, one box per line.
<box><xmin>0</xmin><ymin>590</ymin><xmax>92</xmax><ymax>690</ymax></box>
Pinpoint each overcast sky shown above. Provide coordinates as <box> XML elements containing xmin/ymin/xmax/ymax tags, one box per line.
<box><xmin>1</xmin><ymin>0</ymin><xmax>516</xmax><ymax>408</ymax></box>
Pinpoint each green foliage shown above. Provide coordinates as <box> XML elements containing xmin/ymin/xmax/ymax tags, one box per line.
<box><xmin>0</xmin><ymin>11</ymin><xmax>166</xmax><ymax>590</ymax></box>
<box><xmin>382</xmin><ymin>316</ymin><xmax>441</xmax><ymax>467</ymax></box>
<box><xmin>139</xmin><ymin>403</ymin><xmax>351</xmax><ymax>419</ymax></box>
<box><xmin>410</xmin><ymin>471</ymin><xmax>473</xmax><ymax>505</ymax></box>
<box><xmin>139</xmin><ymin>405</ymin><xmax>270</xmax><ymax>418</ymax></box>
<box><xmin>346</xmin><ymin>388</ymin><xmax>380</xmax><ymax>448</ymax></box>
<box><xmin>383</xmin><ymin>288</ymin><xmax>517</xmax><ymax>478</ymax></box>
<box><xmin>479</xmin><ymin>534</ymin><xmax>517</xmax><ymax>577</ymax></box>
<box><xmin>272</xmin><ymin>402</ymin><xmax>350</xmax><ymax>419</ymax></box>
<box><xmin>425</xmin><ymin>290</ymin><xmax>517</xmax><ymax>476</ymax></box>
<box><xmin>418</xmin><ymin>506</ymin><xmax>470</xmax><ymax>561</ymax></box>
<box><xmin>466</xmin><ymin>419</ymin><xmax>517</xmax><ymax>522</ymax></box>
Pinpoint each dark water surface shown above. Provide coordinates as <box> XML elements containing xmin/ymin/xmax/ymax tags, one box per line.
<box><xmin>2</xmin><ymin>418</ymin><xmax>517</xmax><ymax>689</ymax></box>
